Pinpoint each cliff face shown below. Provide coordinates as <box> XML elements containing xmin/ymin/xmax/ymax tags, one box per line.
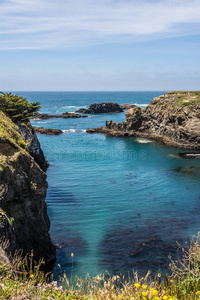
<box><xmin>18</xmin><ymin>123</ymin><xmax>49</xmax><ymax>171</ymax></box>
<box><xmin>88</xmin><ymin>91</ymin><xmax>200</xmax><ymax>149</ymax></box>
<box><xmin>0</xmin><ymin>111</ymin><xmax>56</xmax><ymax>266</ymax></box>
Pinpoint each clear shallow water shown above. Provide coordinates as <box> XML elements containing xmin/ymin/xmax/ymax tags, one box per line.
<box><xmin>16</xmin><ymin>91</ymin><xmax>200</xmax><ymax>279</ymax></box>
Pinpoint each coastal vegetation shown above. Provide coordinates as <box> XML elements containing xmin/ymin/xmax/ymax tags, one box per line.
<box><xmin>1</xmin><ymin>235</ymin><xmax>200</xmax><ymax>299</ymax></box>
<box><xmin>0</xmin><ymin>92</ymin><xmax>40</xmax><ymax>123</ymax></box>
<box><xmin>164</xmin><ymin>91</ymin><xmax>200</xmax><ymax>106</ymax></box>
<box><xmin>0</xmin><ymin>110</ymin><xmax>28</xmax><ymax>152</ymax></box>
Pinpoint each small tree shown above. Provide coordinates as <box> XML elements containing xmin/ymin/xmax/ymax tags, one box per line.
<box><xmin>0</xmin><ymin>92</ymin><xmax>41</xmax><ymax>123</ymax></box>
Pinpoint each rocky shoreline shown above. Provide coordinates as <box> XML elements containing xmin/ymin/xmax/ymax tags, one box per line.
<box><xmin>34</xmin><ymin>127</ymin><xmax>63</xmax><ymax>135</ymax></box>
<box><xmin>87</xmin><ymin>91</ymin><xmax>200</xmax><ymax>150</ymax></box>
<box><xmin>31</xmin><ymin>112</ymin><xmax>88</xmax><ymax>119</ymax></box>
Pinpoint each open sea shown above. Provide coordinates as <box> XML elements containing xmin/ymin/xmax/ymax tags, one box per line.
<box><xmin>15</xmin><ymin>91</ymin><xmax>200</xmax><ymax>280</ymax></box>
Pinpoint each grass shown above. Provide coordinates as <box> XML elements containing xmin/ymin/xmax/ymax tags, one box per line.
<box><xmin>0</xmin><ymin>111</ymin><xmax>28</xmax><ymax>151</ymax></box>
<box><xmin>1</xmin><ymin>235</ymin><xmax>200</xmax><ymax>299</ymax></box>
<box><xmin>0</xmin><ymin>111</ymin><xmax>28</xmax><ymax>171</ymax></box>
<box><xmin>164</xmin><ymin>91</ymin><xmax>200</xmax><ymax>106</ymax></box>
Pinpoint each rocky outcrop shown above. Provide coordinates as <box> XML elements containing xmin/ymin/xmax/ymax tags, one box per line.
<box><xmin>34</xmin><ymin>127</ymin><xmax>63</xmax><ymax>135</ymax></box>
<box><xmin>31</xmin><ymin>112</ymin><xmax>88</xmax><ymax>119</ymax></box>
<box><xmin>18</xmin><ymin>123</ymin><xmax>49</xmax><ymax>172</ymax></box>
<box><xmin>76</xmin><ymin>102</ymin><xmax>123</xmax><ymax>114</ymax></box>
<box><xmin>0</xmin><ymin>111</ymin><xmax>56</xmax><ymax>267</ymax></box>
<box><xmin>120</xmin><ymin>104</ymin><xmax>137</xmax><ymax>110</ymax></box>
<box><xmin>87</xmin><ymin>91</ymin><xmax>200</xmax><ymax>149</ymax></box>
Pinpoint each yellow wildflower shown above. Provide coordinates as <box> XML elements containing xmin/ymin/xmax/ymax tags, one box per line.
<box><xmin>142</xmin><ymin>285</ymin><xmax>147</xmax><ymax>289</ymax></box>
<box><xmin>196</xmin><ymin>291</ymin><xmax>200</xmax><ymax>296</ymax></box>
<box><xmin>71</xmin><ymin>252</ymin><xmax>74</xmax><ymax>258</ymax></box>
<box><xmin>163</xmin><ymin>296</ymin><xmax>168</xmax><ymax>300</ymax></box>
<box><xmin>30</xmin><ymin>274</ymin><xmax>34</xmax><ymax>278</ymax></box>
<box><xmin>154</xmin><ymin>297</ymin><xmax>159</xmax><ymax>300</ymax></box>
<box><xmin>134</xmin><ymin>283</ymin><xmax>141</xmax><ymax>289</ymax></box>
<box><xmin>152</xmin><ymin>290</ymin><xmax>158</xmax><ymax>296</ymax></box>
<box><xmin>142</xmin><ymin>291</ymin><xmax>148</xmax><ymax>296</ymax></box>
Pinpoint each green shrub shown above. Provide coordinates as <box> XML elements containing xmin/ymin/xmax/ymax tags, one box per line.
<box><xmin>0</xmin><ymin>92</ymin><xmax>41</xmax><ymax>123</ymax></box>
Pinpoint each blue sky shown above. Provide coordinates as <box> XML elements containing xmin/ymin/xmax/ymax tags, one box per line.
<box><xmin>0</xmin><ymin>0</ymin><xmax>200</xmax><ymax>91</ymax></box>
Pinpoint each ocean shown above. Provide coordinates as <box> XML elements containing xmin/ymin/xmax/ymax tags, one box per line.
<box><xmin>15</xmin><ymin>91</ymin><xmax>200</xmax><ymax>279</ymax></box>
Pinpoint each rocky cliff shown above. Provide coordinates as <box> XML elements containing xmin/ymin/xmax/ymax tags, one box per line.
<box><xmin>87</xmin><ymin>91</ymin><xmax>200</xmax><ymax>149</ymax></box>
<box><xmin>0</xmin><ymin>111</ymin><xmax>56</xmax><ymax>266</ymax></box>
<box><xmin>18</xmin><ymin>122</ymin><xmax>49</xmax><ymax>171</ymax></box>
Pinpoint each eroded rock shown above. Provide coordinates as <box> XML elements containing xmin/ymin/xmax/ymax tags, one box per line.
<box><xmin>0</xmin><ymin>111</ymin><xmax>56</xmax><ymax>268</ymax></box>
<box><xmin>87</xmin><ymin>91</ymin><xmax>200</xmax><ymax>149</ymax></box>
<box><xmin>34</xmin><ymin>127</ymin><xmax>63</xmax><ymax>135</ymax></box>
<box><xmin>76</xmin><ymin>102</ymin><xmax>123</xmax><ymax>114</ymax></box>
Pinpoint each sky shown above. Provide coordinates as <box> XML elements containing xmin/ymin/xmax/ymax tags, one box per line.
<box><xmin>0</xmin><ymin>0</ymin><xmax>200</xmax><ymax>91</ymax></box>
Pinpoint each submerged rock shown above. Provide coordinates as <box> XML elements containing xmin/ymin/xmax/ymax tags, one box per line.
<box><xmin>0</xmin><ymin>111</ymin><xmax>56</xmax><ymax>268</ymax></box>
<box><xmin>34</xmin><ymin>127</ymin><xmax>63</xmax><ymax>135</ymax></box>
<box><xmin>76</xmin><ymin>102</ymin><xmax>123</xmax><ymax>114</ymax></box>
<box><xmin>87</xmin><ymin>91</ymin><xmax>200</xmax><ymax>149</ymax></box>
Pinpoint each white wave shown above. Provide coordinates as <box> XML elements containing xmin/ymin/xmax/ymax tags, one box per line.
<box><xmin>62</xmin><ymin>129</ymin><xmax>87</xmax><ymax>133</ymax></box>
<box><xmin>125</xmin><ymin>103</ymin><xmax>148</xmax><ymax>108</ymax></box>
<box><xmin>135</xmin><ymin>138</ymin><xmax>152</xmax><ymax>144</ymax></box>
<box><xmin>185</xmin><ymin>154</ymin><xmax>200</xmax><ymax>157</ymax></box>
<box><xmin>35</xmin><ymin>121</ymin><xmax>48</xmax><ymax>124</ymax></box>
<box><xmin>134</xmin><ymin>103</ymin><xmax>148</xmax><ymax>107</ymax></box>
<box><xmin>62</xmin><ymin>105</ymin><xmax>88</xmax><ymax>109</ymax></box>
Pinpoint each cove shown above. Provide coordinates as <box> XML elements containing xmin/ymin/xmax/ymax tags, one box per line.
<box><xmin>20</xmin><ymin>91</ymin><xmax>200</xmax><ymax>279</ymax></box>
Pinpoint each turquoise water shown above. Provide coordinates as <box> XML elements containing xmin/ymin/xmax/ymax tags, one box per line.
<box><xmin>17</xmin><ymin>91</ymin><xmax>200</xmax><ymax>279</ymax></box>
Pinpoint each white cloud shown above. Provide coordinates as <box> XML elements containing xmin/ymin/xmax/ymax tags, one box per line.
<box><xmin>0</xmin><ymin>0</ymin><xmax>200</xmax><ymax>50</ymax></box>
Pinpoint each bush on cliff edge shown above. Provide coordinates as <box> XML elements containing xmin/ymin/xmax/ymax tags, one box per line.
<box><xmin>0</xmin><ymin>92</ymin><xmax>40</xmax><ymax>123</ymax></box>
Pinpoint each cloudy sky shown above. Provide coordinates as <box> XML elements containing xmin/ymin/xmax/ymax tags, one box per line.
<box><xmin>0</xmin><ymin>0</ymin><xmax>200</xmax><ymax>91</ymax></box>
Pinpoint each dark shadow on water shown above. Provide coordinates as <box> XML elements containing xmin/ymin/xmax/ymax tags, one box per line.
<box><xmin>46</xmin><ymin>187</ymin><xmax>78</xmax><ymax>205</ymax></box>
<box><xmin>172</xmin><ymin>165</ymin><xmax>200</xmax><ymax>177</ymax></box>
<box><xmin>98</xmin><ymin>216</ymin><xmax>192</xmax><ymax>279</ymax></box>
<box><xmin>46</xmin><ymin>187</ymin><xmax>79</xmax><ymax>220</ymax></box>
<box><xmin>51</xmin><ymin>228</ymin><xmax>88</xmax><ymax>279</ymax></box>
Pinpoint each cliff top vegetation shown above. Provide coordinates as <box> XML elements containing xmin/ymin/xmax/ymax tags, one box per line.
<box><xmin>0</xmin><ymin>92</ymin><xmax>40</xmax><ymax>123</ymax></box>
<box><xmin>1</xmin><ymin>235</ymin><xmax>200</xmax><ymax>299</ymax></box>
<box><xmin>154</xmin><ymin>91</ymin><xmax>200</xmax><ymax>107</ymax></box>
<box><xmin>0</xmin><ymin>111</ymin><xmax>27</xmax><ymax>151</ymax></box>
